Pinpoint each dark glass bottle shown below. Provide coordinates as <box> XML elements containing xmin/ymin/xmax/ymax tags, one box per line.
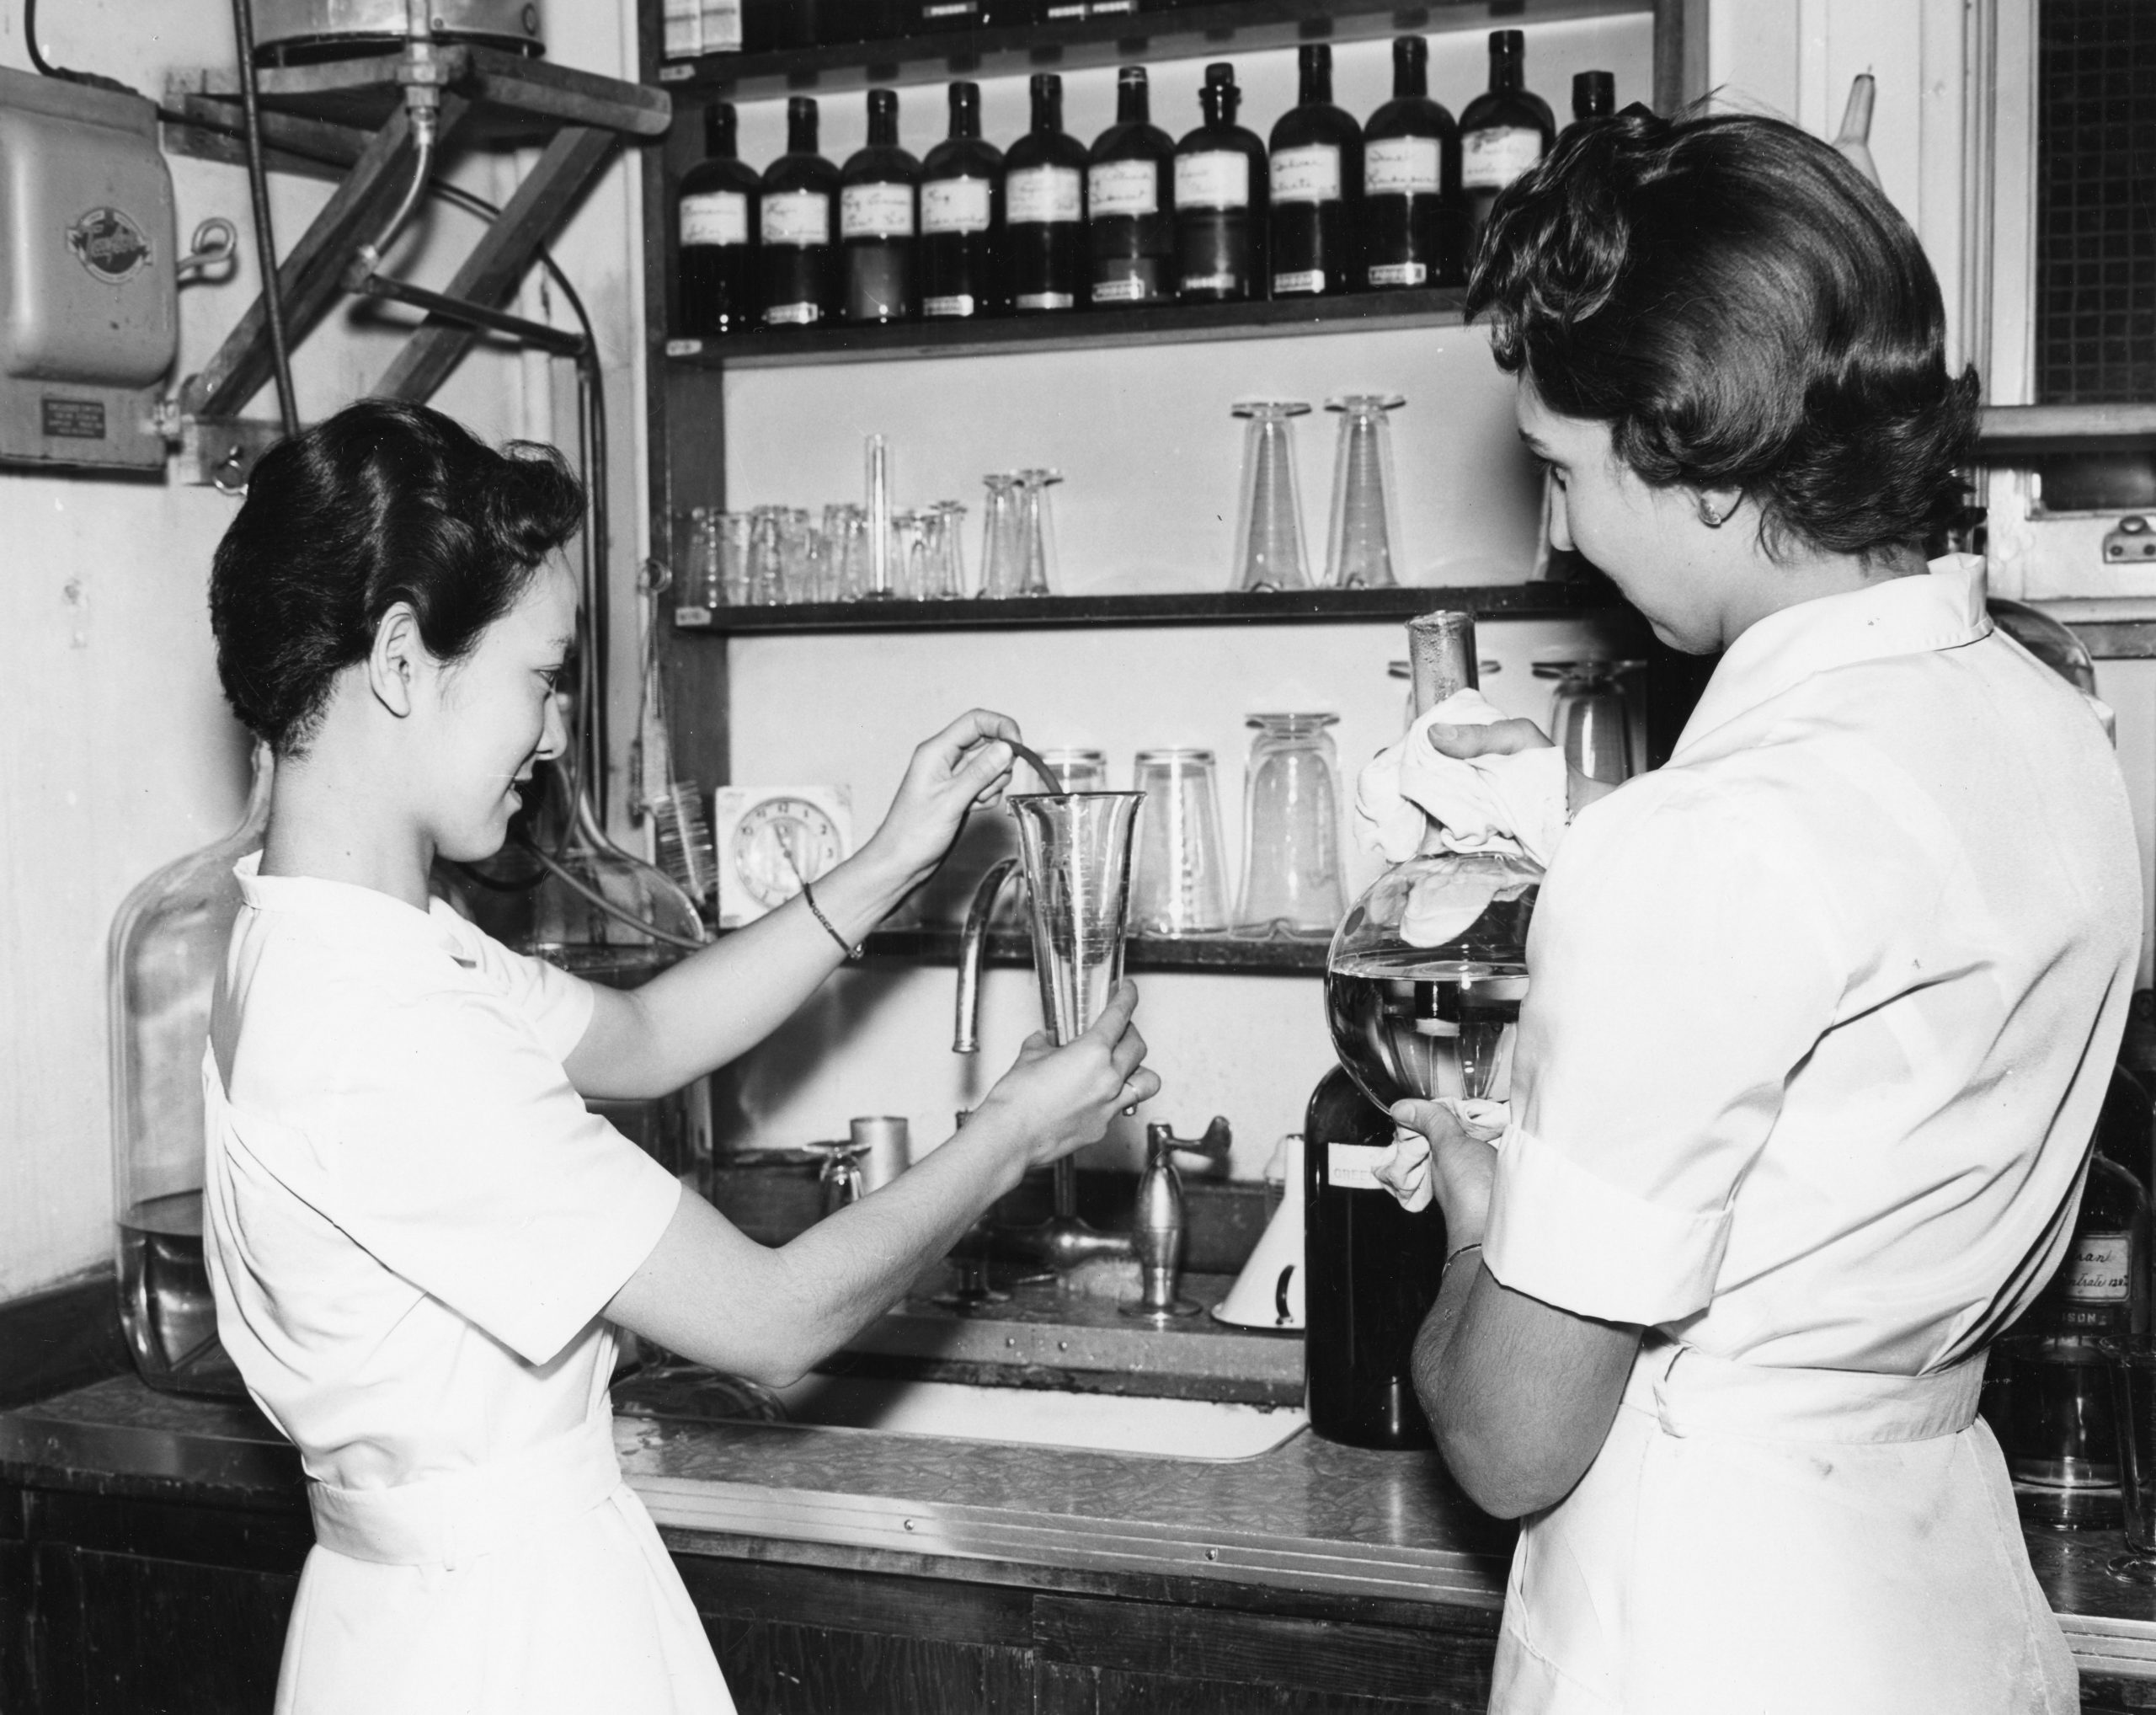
<box><xmin>675</xmin><ymin>102</ymin><xmax>760</xmax><ymax>338</ymax></box>
<box><xmin>1267</xmin><ymin>43</ymin><xmax>1361</xmax><ymax>299</ymax></box>
<box><xmin>759</xmin><ymin>97</ymin><xmax>840</xmax><ymax>328</ymax></box>
<box><xmin>1361</xmin><ymin>36</ymin><xmax>1462</xmax><ymax>291</ymax></box>
<box><xmin>1086</xmin><ymin>66</ymin><xmax>1174</xmax><ymax>307</ymax></box>
<box><xmin>1458</xmin><ymin>29</ymin><xmax>1555</xmax><ymax>249</ymax></box>
<box><xmin>921</xmin><ymin>82</ymin><xmax>1005</xmax><ymax>319</ymax></box>
<box><xmin>840</xmin><ymin>87</ymin><xmax>920</xmax><ymax>324</ymax></box>
<box><xmin>1304</xmin><ymin>1066</ymin><xmax>1446</xmax><ymax>1450</ymax></box>
<box><xmin>1173</xmin><ymin>62</ymin><xmax>1267</xmax><ymax>303</ymax></box>
<box><xmin>1003</xmin><ymin>73</ymin><xmax>1087</xmax><ymax>314</ymax></box>
<box><xmin>1571</xmin><ymin>69</ymin><xmax>1615</xmax><ymax>131</ymax></box>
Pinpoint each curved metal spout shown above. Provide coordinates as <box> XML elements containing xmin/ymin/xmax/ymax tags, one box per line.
<box><xmin>953</xmin><ymin>858</ymin><xmax>1023</xmax><ymax>1054</ymax></box>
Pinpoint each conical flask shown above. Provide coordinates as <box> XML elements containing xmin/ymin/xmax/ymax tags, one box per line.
<box><xmin>110</xmin><ymin>744</ymin><xmax>274</xmax><ymax>1397</ymax></box>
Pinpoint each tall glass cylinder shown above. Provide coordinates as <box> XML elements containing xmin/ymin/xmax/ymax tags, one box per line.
<box><xmin>1008</xmin><ymin>790</ymin><xmax>1145</xmax><ymax>1044</ymax></box>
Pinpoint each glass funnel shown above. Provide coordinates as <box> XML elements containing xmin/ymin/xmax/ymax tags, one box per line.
<box><xmin>109</xmin><ymin>744</ymin><xmax>273</xmax><ymax>1398</ymax></box>
<box><xmin>1326</xmin><ymin>611</ymin><xmax>1540</xmax><ymax>1109</ymax></box>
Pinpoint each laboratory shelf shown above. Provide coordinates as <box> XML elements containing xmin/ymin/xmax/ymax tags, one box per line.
<box><xmin>862</xmin><ymin>924</ymin><xmax>1327</xmax><ymax>973</ymax></box>
<box><xmin>663</xmin><ymin>286</ymin><xmax>1465</xmax><ymax>367</ymax></box>
<box><xmin>673</xmin><ymin>579</ymin><xmax>1630</xmax><ymax>633</ymax></box>
<box><xmin>654</xmin><ymin>0</ymin><xmax>1666</xmax><ymax>104</ymax></box>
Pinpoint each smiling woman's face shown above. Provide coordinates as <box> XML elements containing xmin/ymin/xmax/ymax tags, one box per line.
<box><xmin>419</xmin><ymin>553</ymin><xmax>578</xmax><ymax>863</ymax></box>
<box><xmin>1517</xmin><ymin>386</ymin><xmax>1730</xmax><ymax>654</ymax></box>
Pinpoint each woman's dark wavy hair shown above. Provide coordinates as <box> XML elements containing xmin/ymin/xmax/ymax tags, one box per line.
<box><xmin>1466</xmin><ymin>108</ymin><xmax>1979</xmax><ymax>562</ymax></box>
<box><xmin>210</xmin><ymin>398</ymin><xmax>584</xmax><ymax>755</ymax></box>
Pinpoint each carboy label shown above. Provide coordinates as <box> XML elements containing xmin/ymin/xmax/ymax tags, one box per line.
<box><xmin>761</xmin><ymin>191</ymin><xmax>830</xmax><ymax>247</ymax></box>
<box><xmin>841</xmin><ymin>182</ymin><xmax>915</xmax><ymax>239</ymax></box>
<box><xmin>680</xmin><ymin>190</ymin><xmax>748</xmax><ymax>248</ymax></box>
<box><xmin>1369</xmin><ymin>260</ymin><xmax>1429</xmax><ymax>287</ymax></box>
<box><xmin>1006</xmin><ymin>165</ymin><xmax>1082</xmax><ymax>225</ymax></box>
<box><xmin>2068</xmin><ymin>1233</ymin><xmax>2132</xmax><ymax>1301</ymax></box>
<box><xmin>1088</xmin><ymin>158</ymin><xmax>1159</xmax><ymax>217</ymax></box>
<box><xmin>1175</xmin><ymin>150</ymin><xmax>1249</xmax><ymax>210</ymax></box>
<box><xmin>924</xmin><ymin>293</ymin><xmax>977</xmax><ymax>318</ymax></box>
<box><xmin>1273</xmin><ymin>268</ymin><xmax>1325</xmax><ymax>295</ymax></box>
<box><xmin>1366</xmin><ymin>136</ymin><xmax>1442</xmax><ymax>195</ymax></box>
<box><xmin>1461</xmin><ymin>126</ymin><xmax>1544</xmax><ymax>190</ymax></box>
<box><xmin>921</xmin><ymin>176</ymin><xmax>992</xmax><ymax>234</ymax></box>
<box><xmin>1327</xmin><ymin>1141</ymin><xmax>1393</xmax><ymax>1192</ymax></box>
<box><xmin>1270</xmin><ymin>142</ymin><xmax>1342</xmax><ymax>204</ymax></box>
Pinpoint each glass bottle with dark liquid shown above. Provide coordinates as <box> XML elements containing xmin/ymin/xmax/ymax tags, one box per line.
<box><xmin>1570</xmin><ymin>69</ymin><xmax>1616</xmax><ymax>134</ymax></box>
<box><xmin>1086</xmin><ymin>65</ymin><xmax>1173</xmax><ymax>308</ymax></box>
<box><xmin>921</xmin><ymin>80</ymin><xmax>1004</xmax><ymax>319</ymax></box>
<box><xmin>1267</xmin><ymin>43</ymin><xmax>1360</xmax><ymax>299</ymax></box>
<box><xmin>1458</xmin><ymin>29</ymin><xmax>1555</xmax><ymax>250</ymax></box>
<box><xmin>840</xmin><ymin>87</ymin><xmax>920</xmax><ymax>323</ymax></box>
<box><xmin>1003</xmin><ymin>72</ymin><xmax>1086</xmax><ymax>313</ymax></box>
<box><xmin>760</xmin><ymin>96</ymin><xmax>840</xmax><ymax>328</ymax></box>
<box><xmin>675</xmin><ymin>100</ymin><xmax>760</xmax><ymax>338</ymax></box>
<box><xmin>1361</xmin><ymin>35</ymin><xmax>1462</xmax><ymax>291</ymax></box>
<box><xmin>1174</xmin><ymin>62</ymin><xmax>1267</xmax><ymax>303</ymax></box>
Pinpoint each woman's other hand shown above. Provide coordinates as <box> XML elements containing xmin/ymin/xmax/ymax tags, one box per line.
<box><xmin>859</xmin><ymin>708</ymin><xmax>1020</xmax><ymax>896</ymax></box>
<box><xmin>1389</xmin><ymin>1096</ymin><xmax>1502</xmax><ymax>1248</ymax></box>
<box><xmin>1428</xmin><ymin>717</ymin><xmax>1614</xmax><ymax>818</ymax></box>
<box><xmin>974</xmin><ymin>979</ymin><xmax>1161</xmax><ymax>1170</ymax></box>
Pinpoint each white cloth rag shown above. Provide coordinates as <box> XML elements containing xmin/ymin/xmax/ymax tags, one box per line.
<box><xmin>1375</xmin><ymin>1098</ymin><xmax>1509</xmax><ymax>1213</ymax></box>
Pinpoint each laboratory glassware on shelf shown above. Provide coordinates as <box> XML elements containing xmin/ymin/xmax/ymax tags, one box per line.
<box><xmin>1324</xmin><ymin>393</ymin><xmax>1405</xmax><ymax>589</ymax></box>
<box><xmin>1230</xmin><ymin>399</ymin><xmax>1313</xmax><ymax>592</ymax></box>
<box><xmin>1131</xmin><ymin>747</ymin><xmax>1231</xmax><ymax>937</ymax></box>
<box><xmin>1233</xmin><ymin>712</ymin><xmax>1345</xmax><ymax>938</ymax></box>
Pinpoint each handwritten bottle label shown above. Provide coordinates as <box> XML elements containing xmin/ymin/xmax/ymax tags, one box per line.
<box><xmin>1175</xmin><ymin>150</ymin><xmax>1249</xmax><ymax>211</ymax></box>
<box><xmin>1269</xmin><ymin>143</ymin><xmax>1341</xmax><ymax>205</ymax></box>
<box><xmin>2068</xmin><ymin>1233</ymin><xmax>2132</xmax><ymax>1301</ymax></box>
<box><xmin>1006</xmin><ymin>164</ymin><xmax>1082</xmax><ymax>225</ymax></box>
<box><xmin>1088</xmin><ymin>158</ymin><xmax>1158</xmax><ymax>217</ymax></box>
<box><xmin>1461</xmin><ymin>126</ymin><xmax>1544</xmax><ymax>191</ymax></box>
<box><xmin>760</xmin><ymin>191</ymin><xmax>830</xmax><ymax>247</ymax></box>
<box><xmin>680</xmin><ymin>190</ymin><xmax>748</xmax><ymax>248</ymax></box>
<box><xmin>841</xmin><ymin>182</ymin><xmax>915</xmax><ymax>239</ymax></box>
<box><xmin>921</xmin><ymin>176</ymin><xmax>992</xmax><ymax>234</ymax></box>
<box><xmin>1366</xmin><ymin>136</ymin><xmax>1442</xmax><ymax>196</ymax></box>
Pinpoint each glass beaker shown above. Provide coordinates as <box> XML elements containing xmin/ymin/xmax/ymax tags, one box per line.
<box><xmin>1324</xmin><ymin>393</ymin><xmax>1405</xmax><ymax>589</ymax></box>
<box><xmin>1036</xmin><ymin>748</ymin><xmax>1107</xmax><ymax>791</ymax></box>
<box><xmin>111</xmin><ymin>744</ymin><xmax>275</xmax><ymax>1398</ymax></box>
<box><xmin>979</xmin><ymin>473</ymin><xmax>1022</xmax><ymax>598</ymax></box>
<box><xmin>931</xmin><ymin>500</ymin><xmax>969</xmax><ymax>598</ymax></box>
<box><xmin>832</xmin><ymin>505</ymin><xmax>871</xmax><ymax>601</ymax></box>
<box><xmin>1233</xmin><ymin>713</ymin><xmax>1345</xmax><ymax>939</ymax></box>
<box><xmin>1131</xmin><ymin>748</ymin><xmax>1230</xmax><ymax>937</ymax></box>
<box><xmin>1534</xmin><ymin>658</ymin><xmax>1641</xmax><ymax>787</ymax></box>
<box><xmin>915</xmin><ymin>507</ymin><xmax>963</xmax><ymax>601</ymax></box>
<box><xmin>746</xmin><ymin>505</ymin><xmax>787</xmax><ymax>605</ymax></box>
<box><xmin>1015</xmin><ymin>468</ymin><xmax>1061</xmax><ymax>596</ymax></box>
<box><xmin>1009</xmin><ymin>790</ymin><xmax>1146</xmax><ymax>1044</ymax></box>
<box><xmin>1230</xmin><ymin>400</ymin><xmax>1313</xmax><ymax>592</ymax></box>
<box><xmin>781</xmin><ymin>508</ymin><xmax>820</xmax><ymax>605</ymax></box>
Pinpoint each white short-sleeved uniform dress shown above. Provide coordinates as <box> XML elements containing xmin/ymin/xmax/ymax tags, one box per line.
<box><xmin>202</xmin><ymin>854</ymin><xmax>736</xmax><ymax>1715</ymax></box>
<box><xmin>1481</xmin><ymin>558</ymin><xmax>2143</xmax><ymax>1715</ymax></box>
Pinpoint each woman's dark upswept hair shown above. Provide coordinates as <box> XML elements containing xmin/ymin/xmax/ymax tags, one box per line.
<box><xmin>1466</xmin><ymin>109</ymin><xmax>1979</xmax><ymax>561</ymax></box>
<box><xmin>210</xmin><ymin>398</ymin><xmax>584</xmax><ymax>755</ymax></box>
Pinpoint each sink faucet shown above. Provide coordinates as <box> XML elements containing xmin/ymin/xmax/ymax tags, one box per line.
<box><xmin>952</xmin><ymin>860</ymin><xmax>1134</xmax><ymax>1275</ymax></box>
<box><xmin>1125</xmin><ymin>1117</ymin><xmax>1233</xmax><ymax>1321</ymax></box>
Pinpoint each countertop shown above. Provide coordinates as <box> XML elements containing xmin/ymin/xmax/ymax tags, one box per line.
<box><xmin>8</xmin><ymin>1376</ymin><xmax>2156</xmax><ymax>1684</ymax></box>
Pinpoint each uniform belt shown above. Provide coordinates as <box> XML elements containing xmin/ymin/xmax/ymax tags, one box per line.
<box><xmin>307</xmin><ymin>1413</ymin><xmax>622</xmax><ymax>1568</ymax></box>
<box><xmin>1625</xmin><ymin>1338</ymin><xmax>1987</xmax><ymax>1444</ymax></box>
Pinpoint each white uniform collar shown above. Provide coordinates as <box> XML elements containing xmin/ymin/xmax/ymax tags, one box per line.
<box><xmin>1673</xmin><ymin>555</ymin><xmax>1990</xmax><ymax>759</ymax></box>
<box><xmin>234</xmin><ymin>850</ymin><xmax>467</xmax><ymax>953</ymax></box>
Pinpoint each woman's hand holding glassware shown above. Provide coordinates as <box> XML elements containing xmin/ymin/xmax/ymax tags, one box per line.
<box><xmin>970</xmin><ymin>979</ymin><xmax>1161</xmax><ymax>1170</ymax></box>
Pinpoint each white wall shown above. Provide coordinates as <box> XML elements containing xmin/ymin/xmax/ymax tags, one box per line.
<box><xmin>0</xmin><ymin>0</ymin><xmax>649</xmax><ymax>1297</ymax></box>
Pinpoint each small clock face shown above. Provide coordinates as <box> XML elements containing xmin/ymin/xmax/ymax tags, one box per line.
<box><xmin>732</xmin><ymin>796</ymin><xmax>845</xmax><ymax>908</ymax></box>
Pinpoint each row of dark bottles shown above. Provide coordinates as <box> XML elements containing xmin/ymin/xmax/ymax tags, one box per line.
<box><xmin>674</xmin><ymin>32</ymin><xmax>1612</xmax><ymax>337</ymax></box>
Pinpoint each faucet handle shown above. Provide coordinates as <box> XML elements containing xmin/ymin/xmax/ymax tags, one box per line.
<box><xmin>1145</xmin><ymin>1116</ymin><xmax>1231</xmax><ymax>1168</ymax></box>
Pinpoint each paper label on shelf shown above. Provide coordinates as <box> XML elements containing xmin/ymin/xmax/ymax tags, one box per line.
<box><xmin>1006</xmin><ymin>164</ymin><xmax>1083</xmax><ymax>225</ymax></box>
<box><xmin>1461</xmin><ymin>126</ymin><xmax>1545</xmax><ymax>190</ymax></box>
<box><xmin>1327</xmin><ymin>1141</ymin><xmax>1394</xmax><ymax>1192</ymax></box>
<box><xmin>680</xmin><ymin>190</ymin><xmax>749</xmax><ymax>248</ymax></box>
<box><xmin>1270</xmin><ymin>143</ymin><xmax>1342</xmax><ymax>205</ymax></box>
<box><xmin>924</xmin><ymin>294</ymin><xmax>978</xmax><ymax>318</ymax></box>
<box><xmin>1366</xmin><ymin>136</ymin><xmax>1443</xmax><ymax>196</ymax></box>
<box><xmin>1175</xmin><ymin>150</ymin><xmax>1250</xmax><ymax>211</ymax></box>
<box><xmin>1014</xmin><ymin>289</ymin><xmax>1076</xmax><ymax>310</ymax></box>
<box><xmin>2068</xmin><ymin>1234</ymin><xmax>2132</xmax><ymax>1301</ymax></box>
<box><xmin>1089</xmin><ymin>158</ymin><xmax>1159</xmax><ymax>217</ymax></box>
<box><xmin>1273</xmin><ymin>268</ymin><xmax>1325</xmax><ymax>295</ymax></box>
<box><xmin>764</xmin><ymin>301</ymin><xmax>822</xmax><ymax>326</ymax></box>
<box><xmin>841</xmin><ymin>182</ymin><xmax>915</xmax><ymax>239</ymax></box>
<box><xmin>761</xmin><ymin>191</ymin><xmax>830</xmax><ymax>247</ymax></box>
<box><xmin>1368</xmin><ymin>260</ymin><xmax>1429</xmax><ymax>287</ymax></box>
<box><xmin>921</xmin><ymin>176</ymin><xmax>993</xmax><ymax>234</ymax></box>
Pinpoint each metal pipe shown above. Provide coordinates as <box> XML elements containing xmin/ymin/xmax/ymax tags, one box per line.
<box><xmin>229</xmin><ymin>0</ymin><xmax>299</xmax><ymax>437</ymax></box>
<box><xmin>953</xmin><ymin>859</ymin><xmax>1022</xmax><ymax>1054</ymax></box>
<box><xmin>349</xmin><ymin>270</ymin><xmax>588</xmax><ymax>357</ymax></box>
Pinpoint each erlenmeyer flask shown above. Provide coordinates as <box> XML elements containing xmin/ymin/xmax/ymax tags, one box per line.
<box><xmin>1016</xmin><ymin>467</ymin><xmax>1061</xmax><ymax>596</ymax></box>
<box><xmin>979</xmin><ymin>473</ymin><xmax>1022</xmax><ymax>597</ymax></box>
<box><xmin>1230</xmin><ymin>400</ymin><xmax>1312</xmax><ymax>591</ymax></box>
<box><xmin>1324</xmin><ymin>393</ymin><xmax>1405</xmax><ymax>589</ymax></box>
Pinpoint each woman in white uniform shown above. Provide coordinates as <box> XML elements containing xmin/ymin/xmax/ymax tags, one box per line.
<box><xmin>200</xmin><ymin>399</ymin><xmax>1160</xmax><ymax>1714</ymax></box>
<box><xmin>1388</xmin><ymin>113</ymin><xmax>2143</xmax><ymax>1712</ymax></box>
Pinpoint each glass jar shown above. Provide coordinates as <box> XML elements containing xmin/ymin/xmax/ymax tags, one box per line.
<box><xmin>1232</xmin><ymin>712</ymin><xmax>1345</xmax><ymax>938</ymax></box>
<box><xmin>109</xmin><ymin>745</ymin><xmax>273</xmax><ymax>1397</ymax></box>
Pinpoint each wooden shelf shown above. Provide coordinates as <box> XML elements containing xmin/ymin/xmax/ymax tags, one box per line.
<box><xmin>663</xmin><ymin>286</ymin><xmax>1465</xmax><ymax>368</ymax></box>
<box><xmin>862</xmin><ymin>925</ymin><xmax>1326</xmax><ymax>972</ymax></box>
<box><xmin>654</xmin><ymin>0</ymin><xmax>1657</xmax><ymax>103</ymax></box>
<box><xmin>672</xmin><ymin>580</ymin><xmax>1630</xmax><ymax>633</ymax></box>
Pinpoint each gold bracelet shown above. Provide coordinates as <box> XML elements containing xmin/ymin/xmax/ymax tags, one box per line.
<box><xmin>798</xmin><ymin>879</ymin><xmax>863</xmax><ymax>960</ymax></box>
